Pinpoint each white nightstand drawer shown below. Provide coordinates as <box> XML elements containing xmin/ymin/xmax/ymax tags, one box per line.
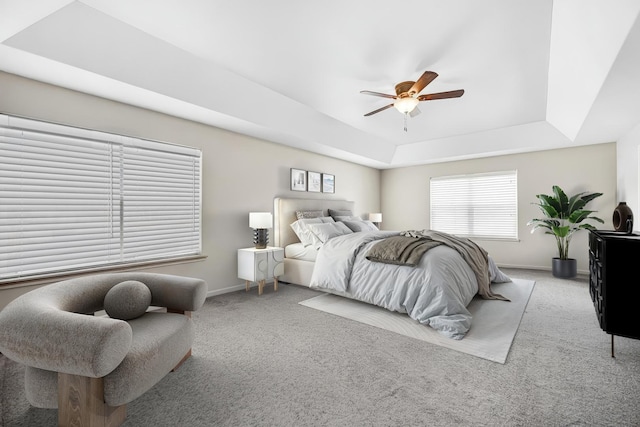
<box><xmin>238</xmin><ymin>247</ymin><xmax>284</xmax><ymax>295</ymax></box>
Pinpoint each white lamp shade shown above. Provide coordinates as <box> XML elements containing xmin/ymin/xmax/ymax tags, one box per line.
<box><xmin>393</xmin><ymin>97</ymin><xmax>419</xmax><ymax>114</ymax></box>
<box><xmin>249</xmin><ymin>212</ymin><xmax>272</xmax><ymax>229</ymax></box>
<box><xmin>368</xmin><ymin>213</ymin><xmax>382</xmax><ymax>222</ymax></box>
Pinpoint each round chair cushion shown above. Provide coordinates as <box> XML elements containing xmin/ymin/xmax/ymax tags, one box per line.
<box><xmin>104</xmin><ymin>280</ymin><xmax>152</xmax><ymax>320</ymax></box>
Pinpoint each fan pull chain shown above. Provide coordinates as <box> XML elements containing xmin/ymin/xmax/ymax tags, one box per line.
<box><xmin>404</xmin><ymin>113</ymin><xmax>408</xmax><ymax>132</ymax></box>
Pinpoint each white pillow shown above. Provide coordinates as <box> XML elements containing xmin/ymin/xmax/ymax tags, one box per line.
<box><xmin>290</xmin><ymin>217</ymin><xmax>334</xmax><ymax>246</ymax></box>
<box><xmin>307</xmin><ymin>222</ymin><xmax>353</xmax><ymax>249</ymax></box>
<box><xmin>318</xmin><ymin>216</ymin><xmax>336</xmax><ymax>223</ymax></box>
<box><xmin>290</xmin><ymin>218</ymin><xmax>322</xmax><ymax>246</ymax></box>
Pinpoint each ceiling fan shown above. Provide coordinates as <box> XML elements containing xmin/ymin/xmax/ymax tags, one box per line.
<box><xmin>360</xmin><ymin>71</ymin><xmax>464</xmax><ymax>131</ymax></box>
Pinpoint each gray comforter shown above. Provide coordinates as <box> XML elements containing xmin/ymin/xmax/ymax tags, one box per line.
<box><xmin>309</xmin><ymin>230</ymin><xmax>510</xmax><ymax>339</ymax></box>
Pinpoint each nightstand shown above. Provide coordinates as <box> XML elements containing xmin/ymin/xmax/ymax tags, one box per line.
<box><xmin>237</xmin><ymin>247</ymin><xmax>284</xmax><ymax>295</ymax></box>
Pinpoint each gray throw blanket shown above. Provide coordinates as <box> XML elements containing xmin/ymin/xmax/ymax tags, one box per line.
<box><xmin>365</xmin><ymin>236</ymin><xmax>443</xmax><ymax>267</ymax></box>
<box><xmin>400</xmin><ymin>230</ymin><xmax>509</xmax><ymax>301</ymax></box>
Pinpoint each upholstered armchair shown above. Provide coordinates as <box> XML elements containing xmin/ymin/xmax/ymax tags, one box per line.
<box><xmin>0</xmin><ymin>272</ymin><xmax>207</xmax><ymax>427</ymax></box>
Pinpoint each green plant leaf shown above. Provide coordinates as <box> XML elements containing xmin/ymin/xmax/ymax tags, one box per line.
<box><xmin>537</xmin><ymin>193</ymin><xmax>561</xmax><ymax>212</ymax></box>
<box><xmin>579</xmin><ymin>223</ymin><xmax>599</xmax><ymax>230</ymax></box>
<box><xmin>528</xmin><ymin>218</ymin><xmax>559</xmax><ymax>227</ymax></box>
<box><xmin>552</xmin><ymin>186</ymin><xmax>569</xmax><ymax>217</ymax></box>
<box><xmin>567</xmin><ymin>193</ymin><xmax>587</xmax><ymax>213</ymax></box>
<box><xmin>580</xmin><ymin>192</ymin><xmax>603</xmax><ymax>205</ymax></box>
<box><xmin>528</xmin><ymin>222</ymin><xmax>553</xmax><ymax>233</ymax></box>
<box><xmin>569</xmin><ymin>209</ymin><xmax>592</xmax><ymax>223</ymax></box>
<box><xmin>552</xmin><ymin>224</ymin><xmax>570</xmax><ymax>237</ymax></box>
<box><xmin>535</xmin><ymin>197</ymin><xmax>560</xmax><ymax>218</ymax></box>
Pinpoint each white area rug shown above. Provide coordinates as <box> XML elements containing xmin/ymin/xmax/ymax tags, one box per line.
<box><xmin>299</xmin><ymin>278</ymin><xmax>535</xmax><ymax>364</ymax></box>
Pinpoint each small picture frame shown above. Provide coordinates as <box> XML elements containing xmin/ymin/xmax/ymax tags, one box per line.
<box><xmin>290</xmin><ymin>168</ymin><xmax>307</xmax><ymax>192</ymax></box>
<box><xmin>322</xmin><ymin>173</ymin><xmax>335</xmax><ymax>193</ymax></box>
<box><xmin>307</xmin><ymin>171</ymin><xmax>321</xmax><ymax>192</ymax></box>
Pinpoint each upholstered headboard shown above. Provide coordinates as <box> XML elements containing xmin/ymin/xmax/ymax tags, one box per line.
<box><xmin>273</xmin><ymin>197</ymin><xmax>356</xmax><ymax>248</ymax></box>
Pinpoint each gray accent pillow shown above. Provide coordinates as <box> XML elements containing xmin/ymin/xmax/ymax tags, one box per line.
<box><xmin>328</xmin><ymin>208</ymin><xmax>353</xmax><ymax>220</ymax></box>
<box><xmin>334</xmin><ymin>215</ymin><xmax>361</xmax><ymax>222</ymax></box>
<box><xmin>343</xmin><ymin>220</ymin><xmax>379</xmax><ymax>232</ymax></box>
<box><xmin>296</xmin><ymin>210</ymin><xmax>323</xmax><ymax>220</ymax></box>
<box><xmin>104</xmin><ymin>280</ymin><xmax>152</xmax><ymax>320</ymax></box>
<box><xmin>306</xmin><ymin>222</ymin><xmax>353</xmax><ymax>249</ymax></box>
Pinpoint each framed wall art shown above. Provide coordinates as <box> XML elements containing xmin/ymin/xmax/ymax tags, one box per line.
<box><xmin>307</xmin><ymin>171</ymin><xmax>321</xmax><ymax>192</ymax></box>
<box><xmin>322</xmin><ymin>173</ymin><xmax>335</xmax><ymax>193</ymax></box>
<box><xmin>290</xmin><ymin>168</ymin><xmax>307</xmax><ymax>191</ymax></box>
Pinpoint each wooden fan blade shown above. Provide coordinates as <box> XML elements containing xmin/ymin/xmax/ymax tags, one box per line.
<box><xmin>418</xmin><ymin>89</ymin><xmax>465</xmax><ymax>101</ymax></box>
<box><xmin>409</xmin><ymin>71</ymin><xmax>438</xmax><ymax>95</ymax></box>
<box><xmin>360</xmin><ymin>90</ymin><xmax>397</xmax><ymax>99</ymax></box>
<box><xmin>364</xmin><ymin>104</ymin><xmax>394</xmax><ymax>116</ymax></box>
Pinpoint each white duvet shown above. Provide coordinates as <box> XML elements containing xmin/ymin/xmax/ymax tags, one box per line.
<box><xmin>309</xmin><ymin>231</ymin><xmax>509</xmax><ymax>339</ymax></box>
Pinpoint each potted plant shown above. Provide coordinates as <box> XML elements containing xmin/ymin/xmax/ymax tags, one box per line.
<box><xmin>528</xmin><ymin>185</ymin><xmax>603</xmax><ymax>278</ymax></box>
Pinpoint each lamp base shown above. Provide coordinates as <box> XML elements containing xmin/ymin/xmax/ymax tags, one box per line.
<box><xmin>253</xmin><ymin>229</ymin><xmax>269</xmax><ymax>249</ymax></box>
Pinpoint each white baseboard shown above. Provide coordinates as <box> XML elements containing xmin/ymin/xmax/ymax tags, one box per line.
<box><xmin>206</xmin><ymin>281</ymin><xmax>283</xmax><ymax>298</ymax></box>
<box><xmin>206</xmin><ymin>284</ymin><xmax>245</xmax><ymax>298</ymax></box>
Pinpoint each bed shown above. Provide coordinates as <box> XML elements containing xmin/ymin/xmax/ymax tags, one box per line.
<box><xmin>273</xmin><ymin>197</ymin><xmax>510</xmax><ymax>339</ymax></box>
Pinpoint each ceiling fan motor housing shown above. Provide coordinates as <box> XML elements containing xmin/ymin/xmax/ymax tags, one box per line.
<box><xmin>395</xmin><ymin>81</ymin><xmax>416</xmax><ymax>96</ymax></box>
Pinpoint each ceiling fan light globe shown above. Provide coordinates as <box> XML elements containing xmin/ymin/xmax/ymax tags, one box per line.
<box><xmin>393</xmin><ymin>97</ymin><xmax>419</xmax><ymax>114</ymax></box>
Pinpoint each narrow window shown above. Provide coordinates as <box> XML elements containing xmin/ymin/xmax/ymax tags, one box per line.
<box><xmin>430</xmin><ymin>170</ymin><xmax>518</xmax><ymax>240</ymax></box>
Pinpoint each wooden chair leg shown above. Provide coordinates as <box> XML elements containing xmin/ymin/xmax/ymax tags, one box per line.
<box><xmin>167</xmin><ymin>309</ymin><xmax>192</xmax><ymax>318</ymax></box>
<box><xmin>58</xmin><ymin>373</ymin><xmax>126</xmax><ymax>427</ymax></box>
<box><xmin>172</xmin><ymin>349</ymin><xmax>192</xmax><ymax>371</ymax></box>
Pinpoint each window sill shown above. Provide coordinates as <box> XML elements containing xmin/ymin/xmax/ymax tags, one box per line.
<box><xmin>0</xmin><ymin>255</ymin><xmax>208</xmax><ymax>290</ymax></box>
<box><xmin>471</xmin><ymin>237</ymin><xmax>520</xmax><ymax>242</ymax></box>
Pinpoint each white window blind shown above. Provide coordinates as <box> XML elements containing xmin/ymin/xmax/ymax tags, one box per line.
<box><xmin>0</xmin><ymin>114</ymin><xmax>201</xmax><ymax>282</ymax></box>
<box><xmin>430</xmin><ymin>170</ymin><xmax>518</xmax><ymax>240</ymax></box>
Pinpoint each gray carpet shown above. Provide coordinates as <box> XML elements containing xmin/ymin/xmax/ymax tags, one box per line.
<box><xmin>2</xmin><ymin>269</ymin><xmax>640</xmax><ymax>426</ymax></box>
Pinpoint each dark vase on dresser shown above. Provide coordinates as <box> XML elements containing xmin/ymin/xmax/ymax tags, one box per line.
<box><xmin>588</xmin><ymin>229</ymin><xmax>640</xmax><ymax>357</ymax></box>
<box><xmin>612</xmin><ymin>202</ymin><xmax>633</xmax><ymax>232</ymax></box>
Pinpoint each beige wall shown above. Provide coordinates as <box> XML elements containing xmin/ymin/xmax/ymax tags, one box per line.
<box><xmin>617</xmin><ymin>122</ymin><xmax>640</xmax><ymax>220</ymax></box>
<box><xmin>381</xmin><ymin>143</ymin><xmax>617</xmax><ymax>273</ymax></box>
<box><xmin>0</xmin><ymin>72</ymin><xmax>381</xmax><ymax>308</ymax></box>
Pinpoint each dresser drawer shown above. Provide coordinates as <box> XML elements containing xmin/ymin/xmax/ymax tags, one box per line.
<box><xmin>589</xmin><ymin>234</ymin><xmax>604</xmax><ymax>261</ymax></box>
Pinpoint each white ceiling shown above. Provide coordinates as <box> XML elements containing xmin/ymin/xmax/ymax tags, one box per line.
<box><xmin>1</xmin><ymin>0</ymin><xmax>639</xmax><ymax>168</ymax></box>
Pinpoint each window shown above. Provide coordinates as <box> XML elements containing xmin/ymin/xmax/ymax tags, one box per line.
<box><xmin>430</xmin><ymin>170</ymin><xmax>517</xmax><ymax>240</ymax></box>
<box><xmin>0</xmin><ymin>114</ymin><xmax>201</xmax><ymax>283</ymax></box>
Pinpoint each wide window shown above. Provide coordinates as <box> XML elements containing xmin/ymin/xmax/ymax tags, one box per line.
<box><xmin>0</xmin><ymin>114</ymin><xmax>201</xmax><ymax>283</ymax></box>
<box><xmin>430</xmin><ymin>170</ymin><xmax>517</xmax><ymax>240</ymax></box>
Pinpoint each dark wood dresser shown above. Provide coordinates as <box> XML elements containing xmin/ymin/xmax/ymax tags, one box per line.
<box><xmin>588</xmin><ymin>229</ymin><xmax>640</xmax><ymax>356</ymax></box>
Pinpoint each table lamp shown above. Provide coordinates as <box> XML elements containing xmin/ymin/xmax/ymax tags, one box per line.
<box><xmin>249</xmin><ymin>212</ymin><xmax>273</xmax><ymax>249</ymax></box>
<box><xmin>368</xmin><ymin>213</ymin><xmax>382</xmax><ymax>228</ymax></box>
